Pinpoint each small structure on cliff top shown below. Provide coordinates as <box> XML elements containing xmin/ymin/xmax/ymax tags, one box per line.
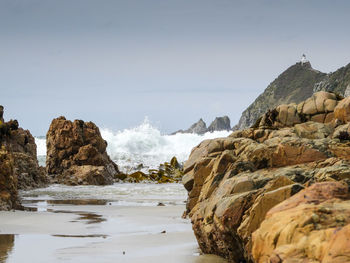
<box><xmin>300</xmin><ymin>54</ymin><xmax>309</xmax><ymax>64</ymax></box>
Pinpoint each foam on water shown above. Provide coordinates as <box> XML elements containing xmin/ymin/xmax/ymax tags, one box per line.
<box><xmin>35</xmin><ymin>118</ymin><xmax>231</xmax><ymax>172</ymax></box>
<box><xmin>21</xmin><ymin>183</ymin><xmax>188</xmax><ymax>206</ymax></box>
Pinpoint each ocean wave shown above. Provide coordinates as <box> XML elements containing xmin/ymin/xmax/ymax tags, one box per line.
<box><xmin>35</xmin><ymin>118</ymin><xmax>231</xmax><ymax>172</ymax></box>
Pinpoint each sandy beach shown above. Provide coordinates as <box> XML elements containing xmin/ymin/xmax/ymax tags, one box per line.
<box><xmin>0</xmin><ymin>185</ymin><xmax>228</xmax><ymax>263</ymax></box>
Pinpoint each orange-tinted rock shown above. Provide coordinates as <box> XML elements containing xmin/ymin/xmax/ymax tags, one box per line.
<box><xmin>252</xmin><ymin>182</ymin><xmax>350</xmax><ymax>263</ymax></box>
<box><xmin>334</xmin><ymin>96</ymin><xmax>350</xmax><ymax>123</ymax></box>
<box><xmin>46</xmin><ymin>116</ymin><xmax>119</xmax><ymax>185</ymax></box>
<box><xmin>0</xmin><ymin>148</ymin><xmax>20</xmax><ymax>210</ymax></box>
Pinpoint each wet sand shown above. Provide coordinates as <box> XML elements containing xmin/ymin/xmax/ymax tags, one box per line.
<box><xmin>0</xmin><ymin>204</ymin><xmax>228</xmax><ymax>263</ymax></box>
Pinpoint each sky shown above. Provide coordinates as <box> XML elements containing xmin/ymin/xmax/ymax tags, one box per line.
<box><xmin>1</xmin><ymin>0</ymin><xmax>350</xmax><ymax>135</ymax></box>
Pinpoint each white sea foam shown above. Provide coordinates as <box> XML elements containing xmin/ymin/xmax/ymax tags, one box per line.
<box><xmin>35</xmin><ymin>118</ymin><xmax>231</xmax><ymax>172</ymax></box>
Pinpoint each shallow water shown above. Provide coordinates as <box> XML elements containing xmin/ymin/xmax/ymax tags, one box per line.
<box><xmin>0</xmin><ymin>183</ymin><xmax>228</xmax><ymax>263</ymax></box>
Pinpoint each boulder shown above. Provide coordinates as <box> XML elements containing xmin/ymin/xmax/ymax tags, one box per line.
<box><xmin>46</xmin><ymin>116</ymin><xmax>119</xmax><ymax>185</ymax></box>
<box><xmin>207</xmin><ymin>116</ymin><xmax>231</xmax><ymax>132</ymax></box>
<box><xmin>334</xmin><ymin>96</ymin><xmax>350</xmax><ymax>123</ymax></box>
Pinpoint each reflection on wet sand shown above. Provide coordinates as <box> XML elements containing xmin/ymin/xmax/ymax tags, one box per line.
<box><xmin>46</xmin><ymin>209</ymin><xmax>106</xmax><ymax>224</ymax></box>
<box><xmin>52</xmin><ymin>234</ymin><xmax>108</xmax><ymax>238</ymax></box>
<box><xmin>22</xmin><ymin>199</ymin><xmax>108</xmax><ymax>206</ymax></box>
<box><xmin>0</xmin><ymin>234</ymin><xmax>14</xmax><ymax>263</ymax></box>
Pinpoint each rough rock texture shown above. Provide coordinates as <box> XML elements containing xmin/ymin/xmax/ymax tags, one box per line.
<box><xmin>235</xmin><ymin>61</ymin><xmax>350</xmax><ymax>131</ymax></box>
<box><xmin>253</xmin><ymin>91</ymin><xmax>342</xmax><ymax>129</ymax></box>
<box><xmin>208</xmin><ymin>116</ymin><xmax>231</xmax><ymax>132</ymax></box>
<box><xmin>46</xmin><ymin>116</ymin><xmax>119</xmax><ymax>185</ymax></box>
<box><xmin>252</xmin><ymin>182</ymin><xmax>350</xmax><ymax>263</ymax></box>
<box><xmin>183</xmin><ymin>92</ymin><xmax>350</xmax><ymax>262</ymax></box>
<box><xmin>0</xmin><ymin>106</ymin><xmax>47</xmax><ymax>191</ymax></box>
<box><xmin>0</xmin><ymin>148</ymin><xmax>20</xmax><ymax>210</ymax></box>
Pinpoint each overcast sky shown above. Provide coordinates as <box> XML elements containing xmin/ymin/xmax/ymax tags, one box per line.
<box><xmin>1</xmin><ymin>0</ymin><xmax>350</xmax><ymax>135</ymax></box>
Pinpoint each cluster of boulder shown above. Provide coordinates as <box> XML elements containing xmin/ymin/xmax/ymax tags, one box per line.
<box><xmin>173</xmin><ymin>116</ymin><xmax>231</xmax><ymax>135</ymax></box>
<box><xmin>182</xmin><ymin>91</ymin><xmax>350</xmax><ymax>262</ymax></box>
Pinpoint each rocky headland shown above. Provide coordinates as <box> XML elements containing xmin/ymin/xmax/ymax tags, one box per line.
<box><xmin>182</xmin><ymin>91</ymin><xmax>350</xmax><ymax>262</ymax></box>
<box><xmin>234</xmin><ymin>59</ymin><xmax>350</xmax><ymax>130</ymax></box>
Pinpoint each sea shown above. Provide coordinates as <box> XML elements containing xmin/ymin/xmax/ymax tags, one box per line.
<box><xmin>1</xmin><ymin>119</ymin><xmax>231</xmax><ymax>263</ymax></box>
<box><xmin>35</xmin><ymin>118</ymin><xmax>231</xmax><ymax>174</ymax></box>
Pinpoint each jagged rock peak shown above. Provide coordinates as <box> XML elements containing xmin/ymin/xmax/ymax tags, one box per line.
<box><xmin>208</xmin><ymin>116</ymin><xmax>231</xmax><ymax>132</ymax></box>
<box><xmin>186</xmin><ymin>118</ymin><xmax>207</xmax><ymax>135</ymax></box>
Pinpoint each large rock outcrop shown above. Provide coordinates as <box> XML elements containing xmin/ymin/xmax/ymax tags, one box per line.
<box><xmin>0</xmin><ymin>105</ymin><xmax>46</xmax><ymax>210</ymax></box>
<box><xmin>235</xmin><ymin>60</ymin><xmax>350</xmax><ymax>131</ymax></box>
<box><xmin>183</xmin><ymin>92</ymin><xmax>350</xmax><ymax>262</ymax></box>
<box><xmin>46</xmin><ymin>116</ymin><xmax>119</xmax><ymax>185</ymax></box>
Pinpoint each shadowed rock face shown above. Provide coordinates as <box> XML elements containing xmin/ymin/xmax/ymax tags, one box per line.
<box><xmin>46</xmin><ymin>116</ymin><xmax>119</xmax><ymax>185</ymax></box>
<box><xmin>208</xmin><ymin>116</ymin><xmax>231</xmax><ymax>132</ymax></box>
<box><xmin>183</xmin><ymin>92</ymin><xmax>350</xmax><ymax>262</ymax></box>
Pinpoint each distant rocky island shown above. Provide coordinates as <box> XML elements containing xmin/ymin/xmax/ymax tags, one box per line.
<box><xmin>172</xmin><ymin>116</ymin><xmax>231</xmax><ymax>135</ymax></box>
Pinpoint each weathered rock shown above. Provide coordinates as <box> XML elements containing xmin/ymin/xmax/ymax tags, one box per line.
<box><xmin>256</xmin><ymin>91</ymin><xmax>341</xmax><ymax>129</ymax></box>
<box><xmin>46</xmin><ymin>116</ymin><xmax>119</xmax><ymax>185</ymax></box>
<box><xmin>207</xmin><ymin>116</ymin><xmax>231</xmax><ymax>132</ymax></box>
<box><xmin>0</xmin><ymin>106</ymin><xmax>47</xmax><ymax>190</ymax></box>
<box><xmin>183</xmin><ymin>92</ymin><xmax>350</xmax><ymax>262</ymax></box>
<box><xmin>294</xmin><ymin>121</ymin><xmax>333</xmax><ymax>139</ymax></box>
<box><xmin>0</xmin><ymin>148</ymin><xmax>20</xmax><ymax>210</ymax></box>
<box><xmin>252</xmin><ymin>182</ymin><xmax>350</xmax><ymax>263</ymax></box>
<box><xmin>334</xmin><ymin>96</ymin><xmax>350</xmax><ymax>123</ymax></box>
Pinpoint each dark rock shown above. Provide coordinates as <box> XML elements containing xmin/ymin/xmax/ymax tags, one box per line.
<box><xmin>208</xmin><ymin>116</ymin><xmax>231</xmax><ymax>132</ymax></box>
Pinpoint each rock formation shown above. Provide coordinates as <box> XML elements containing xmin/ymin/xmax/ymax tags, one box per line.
<box><xmin>46</xmin><ymin>116</ymin><xmax>120</xmax><ymax>185</ymax></box>
<box><xmin>234</xmin><ymin>60</ymin><xmax>350</xmax><ymax>131</ymax></box>
<box><xmin>0</xmin><ymin>105</ymin><xmax>46</xmax><ymax>210</ymax></box>
<box><xmin>173</xmin><ymin>116</ymin><xmax>231</xmax><ymax>134</ymax></box>
<box><xmin>182</xmin><ymin>91</ymin><xmax>350</xmax><ymax>262</ymax></box>
<box><xmin>207</xmin><ymin>116</ymin><xmax>231</xmax><ymax>132</ymax></box>
<box><xmin>0</xmin><ymin>147</ymin><xmax>20</xmax><ymax>210</ymax></box>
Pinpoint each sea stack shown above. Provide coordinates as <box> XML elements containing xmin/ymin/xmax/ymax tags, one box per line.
<box><xmin>46</xmin><ymin>116</ymin><xmax>120</xmax><ymax>185</ymax></box>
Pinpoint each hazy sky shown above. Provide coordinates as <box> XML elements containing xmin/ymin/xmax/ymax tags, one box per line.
<box><xmin>1</xmin><ymin>0</ymin><xmax>350</xmax><ymax>135</ymax></box>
